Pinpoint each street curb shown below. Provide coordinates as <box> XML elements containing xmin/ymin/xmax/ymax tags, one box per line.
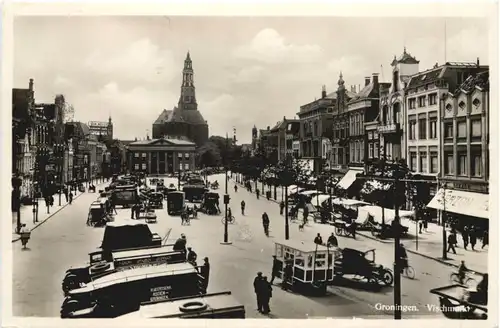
<box><xmin>12</xmin><ymin>191</ymin><xmax>85</xmax><ymax>243</ymax></box>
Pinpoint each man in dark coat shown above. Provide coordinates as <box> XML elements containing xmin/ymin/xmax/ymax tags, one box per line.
<box><xmin>270</xmin><ymin>255</ymin><xmax>280</xmax><ymax>284</ymax></box>
<box><xmin>314</xmin><ymin>233</ymin><xmax>323</xmax><ymax>245</ymax></box>
<box><xmin>187</xmin><ymin>247</ymin><xmax>197</xmax><ymax>265</ymax></box>
<box><xmin>200</xmin><ymin>257</ymin><xmax>210</xmax><ymax>294</ymax></box>
<box><xmin>469</xmin><ymin>228</ymin><xmax>477</xmax><ymax>250</ymax></box>
<box><xmin>253</xmin><ymin>272</ymin><xmax>264</xmax><ymax>312</ymax></box>
<box><xmin>262</xmin><ymin>212</ymin><xmax>270</xmax><ymax>236</ymax></box>
<box><xmin>173</xmin><ymin>234</ymin><xmax>187</xmax><ymax>253</ymax></box>
<box><xmin>447</xmin><ymin>232</ymin><xmax>457</xmax><ymax>254</ymax></box>
<box><xmin>279</xmin><ymin>201</ymin><xmax>285</xmax><ymax>215</ymax></box>
<box><xmin>261</xmin><ymin>276</ymin><xmax>273</xmax><ymax>314</ymax></box>
<box><xmin>482</xmin><ymin>230</ymin><xmax>489</xmax><ymax>249</ymax></box>
<box><xmin>462</xmin><ymin>227</ymin><xmax>469</xmax><ymax>250</ymax></box>
<box><xmin>327</xmin><ymin>233</ymin><xmax>338</xmax><ymax>247</ymax></box>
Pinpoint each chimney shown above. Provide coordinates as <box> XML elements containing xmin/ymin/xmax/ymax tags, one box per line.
<box><xmin>477</xmin><ymin>57</ymin><xmax>480</xmax><ymax>66</ymax></box>
<box><xmin>365</xmin><ymin>77</ymin><xmax>371</xmax><ymax>86</ymax></box>
<box><xmin>267</xmin><ymin>126</ymin><xmax>270</xmax><ymax>131</ymax></box>
<box><xmin>321</xmin><ymin>85</ymin><xmax>327</xmax><ymax>98</ymax></box>
<box><xmin>372</xmin><ymin>73</ymin><xmax>379</xmax><ymax>86</ymax></box>
<box><xmin>29</xmin><ymin>78</ymin><xmax>34</xmax><ymax>91</ymax></box>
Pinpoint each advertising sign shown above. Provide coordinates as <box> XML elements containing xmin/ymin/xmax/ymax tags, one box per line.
<box><xmin>88</xmin><ymin>121</ymin><xmax>109</xmax><ymax>136</ymax></box>
<box><xmin>149</xmin><ymin>285</ymin><xmax>172</xmax><ymax>302</ymax></box>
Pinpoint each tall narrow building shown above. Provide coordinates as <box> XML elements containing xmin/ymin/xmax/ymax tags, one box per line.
<box><xmin>152</xmin><ymin>52</ymin><xmax>209</xmax><ymax>146</ymax></box>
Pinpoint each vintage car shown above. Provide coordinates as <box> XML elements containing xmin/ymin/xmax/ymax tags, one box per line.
<box><xmin>199</xmin><ymin>192</ymin><xmax>221</xmax><ymax>215</ymax></box>
<box><xmin>333</xmin><ymin>247</ymin><xmax>394</xmax><ymax>286</ymax></box>
<box><xmin>87</xmin><ymin>199</ymin><xmax>113</xmax><ymax>227</ymax></box>
<box><xmin>273</xmin><ymin>240</ymin><xmax>341</xmax><ymax>296</ymax></box>
<box><xmin>119</xmin><ymin>291</ymin><xmax>245</xmax><ymax>318</ymax></box>
<box><xmin>182</xmin><ymin>185</ymin><xmax>208</xmax><ymax>203</ymax></box>
<box><xmin>61</xmin><ymin>262</ymin><xmax>205</xmax><ymax>318</ymax></box>
<box><xmin>149</xmin><ymin>192</ymin><xmax>164</xmax><ymax>209</ymax></box>
<box><xmin>167</xmin><ymin>191</ymin><xmax>185</xmax><ymax>216</ymax></box>
<box><xmin>111</xmin><ymin>185</ymin><xmax>138</xmax><ymax>208</ymax></box>
<box><xmin>62</xmin><ymin>220</ymin><xmax>175</xmax><ymax>294</ymax></box>
<box><xmin>430</xmin><ymin>284</ymin><xmax>487</xmax><ymax>319</ymax></box>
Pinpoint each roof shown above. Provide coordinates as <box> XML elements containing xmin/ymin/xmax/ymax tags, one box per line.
<box><xmin>153</xmin><ymin>109</ymin><xmax>173</xmax><ymax>124</ymax></box>
<box><xmin>72</xmin><ymin>122</ymin><xmax>91</xmax><ymax>136</ymax></box>
<box><xmin>156</xmin><ymin>106</ymin><xmax>207</xmax><ymax>125</ymax></box>
<box><xmin>106</xmin><ymin>219</ymin><xmax>148</xmax><ymax>228</ymax></box>
<box><xmin>275</xmin><ymin>239</ymin><xmax>339</xmax><ymax>253</ymax></box>
<box><xmin>455</xmin><ymin>70</ymin><xmax>489</xmax><ymax>94</ymax></box>
<box><xmin>120</xmin><ymin>140</ymin><xmax>136</xmax><ymax>146</ymax></box>
<box><xmin>128</xmin><ymin>137</ymin><xmax>196</xmax><ymax>147</ymax></box>
<box><xmin>391</xmin><ymin>48</ymin><xmax>419</xmax><ymax>66</ymax></box>
<box><xmin>348</xmin><ymin>82</ymin><xmax>378</xmax><ymax>104</ymax></box>
<box><xmin>407</xmin><ymin>63</ymin><xmax>488</xmax><ymax>90</ymax></box>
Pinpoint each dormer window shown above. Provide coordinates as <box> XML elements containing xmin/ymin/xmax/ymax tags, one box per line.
<box><xmin>459</xmin><ymin>101</ymin><xmax>466</xmax><ymax>110</ymax></box>
<box><xmin>473</xmin><ymin>98</ymin><xmax>481</xmax><ymax>107</ymax></box>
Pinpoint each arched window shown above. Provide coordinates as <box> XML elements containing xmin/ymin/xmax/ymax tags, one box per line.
<box><xmin>393</xmin><ymin>103</ymin><xmax>401</xmax><ymax>124</ymax></box>
<box><xmin>382</xmin><ymin>105</ymin><xmax>389</xmax><ymax>125</ymax></box>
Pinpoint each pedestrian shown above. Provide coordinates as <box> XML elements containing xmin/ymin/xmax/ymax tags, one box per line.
<box><xmin>262</xmin><ymin>212</ymin><xmax>270</xmax><ymax>236</ymax></box>
<box><xmin>270</xmin><ymin>255</ymin><xmax>280</xmax><ymax>284</ymax></box>
<box><xmin>419</xmin><ymin>221</ymin><xmax>423</xmax><ymax>234</ymax></box>
<box><xmin>462</xmin><ymin>227</ymin><xmax>469</xmax><ymax>250</ymax></box>
<box><xmin>303</xmin><ymin>205</ymin><xmax>309</xmax><ymax>225</ymax></box>
<box><xmin>200</xmin><ymin>257</ymin><xmax>210</xmax><ymax>294</ymax></box>
<box><xmin>134</xmin><ymin>202</ymin><xmax>141</xmax><ymax>219</ymax></box>
<box><xmin>240</xmin><ymin>200</ymin><xmax>245</xmax><ymax>215</ymax></box>
<box><xmin>423</xmin><ymin>218</ymin><xmax>428</xmax><ymax>232</ymax></box>
<box><xmin>45</xmin><ymin>196</ymin><xmax>50</xmax><ymax>214</ymax></box>
<box><xmin>256</xmin><ymin>188</ymin><xmax>260</xmax><ymax>200</ymax></box>
<box><xmin>266</xmin><ymin>190</ymin><xmax>270</xmax><ymax>201</ymax></box>
<box><xmin>261</xmin><ymin>276</ymin><xmax>272</xmax><ymax>314</ymax></box>
<box><xmin>228</xmin><ymin>207</ymin><xmax>233</xmax><ymax>221</ymax></box>
<box><xmin>234</xmin><ymin>184</ymin><xmax>238</xmax><ymax>193</ymax></box>
<box><xmin>50</xmin><ymin>195</ymin><xmax>54</xmax><ymax>206</ymax></box>
<box><xmin>314</xmin><ymin>233</ymin><xmax>323</xmax><ymax>245</ymax></box>
<box><xmin>187</xmin><ymin>247</ymin><xmax>198</xmax><ymax>266</ymax></box>
<box><xmin>64</xmin><ymin>189</ymin><xmax>68</xmax><ymax>203</ymax></box>
<box><xmin>130</xmin><ymin>204</ymin><xmax>135</xmax><ymax>219</ymax></box>
<box><xmin>279</xmin><ymin>201</ymin><xmax>285</xmax><ymax>216</ymax></box>
<box><xmin>447</xmin><ymin>231</ymin><xmax>457</xmax><ymax>254</ymax></box>
<box><xmin>68</xmin><ymin>192</ymin><xmax>73</xmax><ymax>205</ymax></box>
<box><xmin>469</xmin><ymin>228</ymin><xmax>477</xmax><ymax>250</ymax></box>
<box><xmin>482</xmin><ymin>230</ymin><xmax>489</xmax><ymax>249</ymax></box>
<box><xmin>173</xmin><ymin>234</ymin><xmax>187</xmax><ymax>253</ymax></box>
<box><xmin>253</xmin><ymin>272</ymin><xmax>264</xmax><ymax>312</ymax></box>
<box><xmin>327</xmin><ymin>232</ymin><xmax>338</xmax><ymax>247</ymax></box>
<box><xmin>282</xmin><ymin>262</ymin><xmax>293</xmax><ymax>291</ymax></box>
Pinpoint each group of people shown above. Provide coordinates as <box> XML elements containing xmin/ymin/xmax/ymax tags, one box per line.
<box><xmin>253</xmin><ymin>272</ymin><xmax>273</xmax><ymax>314</ymax></box>
<box><xmin>447</xmin><ymin>225</ymin><xmax>489</xmax><ymax>254</ymax></box>
<box><xmin>173</xmin><ymin>233</ymin><xmax>210</xmax><ymax>293</ymax></box>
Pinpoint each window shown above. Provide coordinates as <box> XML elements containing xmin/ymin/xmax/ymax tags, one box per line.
<box><xmin>134</xmin><ymin>164</ymin><xmax>139</xmax><ymax>170</ymax></box>
<box><xmin>184</xmin><ymin>153</ymin><xmax>190</xmax><ymax>159</ymax></box>
<box><xmin>430</xmin><ymin>152</ymin><xmax>438</xmax><ymax>173</ymax></box>
<box><xmin>429</xmin><ymin>119</ymin><xmax>437</xmax><ymax>139</ymax></box>
<box><xmin>134</xmin><ymin>152</ymin><xmax>139</xmax><ymax>158</ymax></box>
<box><xmin>410</xmin><ymin>152</ymin><xmax>417</xmax><ymax>171</ymax></box>
<box><xmin>459</xmin><ymin>101</ymin><xmax>466</xmax><ymax>110</ymax></box>
<box><xmin>368</xmin><ymin>131</ymin><xmax>373</xmax><ymax>140</ymax></box>
<box><xmin>471</xmin><ymin>153</ymin><xmax>482</xmax><ymax>177</ymax></box>
<box><xmin>444</xmin><ymin>123</ymin><xmax>453</xmax><ymax>138</ymax></box>
<box><xmin>458</xmin><ymin>153</ymin><xmax>467</xmax><ymax>176</ymax></box>
<box><xmin>179</xmin><ymin>163</ymin><xmax>183</xmax><ymax>171</ymax></box>
<box><xmin>471</xmin><ymin>120</ymin><xmax>481</xmax><ymax>137</ymax></box>
<box><xmin>142</xmin><ymin>163</ymin><xmax>146</xmax><ymax>170</ymax></box>
<box><xmin>409</xmin><ymin>120</ymin><xmax>417</xmax><ymax>140</ymax></box>
<box><xmin>457</xmin><ymin>121</ymin><xmax>466</xmax><ymax>138</ymax></box>
<box><xmin>374</xmin><ymin>142</ymin><xmax>379</xmax><ymax>158</ymax></box>
<box><xmin>409</xmin><ymin>98</ymin><xmax>416</xmax><ymax>109</ymax></box>
<box><xmin>445</xmin><ymin>153</ymin><xmax>454</xmax><ymax>174</ymax></box>
<box><xmin>472</xmin><ymin>98</ymin><xmax>481</xmax><ymax>107</ymax></box>
<box><xmin>428</xmin><ymin>93</ymin><xmax>437</xmax><ymax>105</ymax></box>
<box><xmin>418</xmin><ymin>118</ymin><xmax>427</xmax><ymax>139</ymax></box>
<box><xmin>184</xmin><ymin>163</ymin><xmax>189</xmax><ymax>170</ymax></box>
<box><xmin>142</xmin><ymin>153</ymin><xmax>146</xmax><ymax>158</ymax></box>
<box><xmin>369</xmin><ymin>143</ymin><xmax>374</xmax><ymax>158</ymax></box>
<box><xmin>419</xmin><ymin>152</ymin><xmax>427</xmax><ymax>173</ymax></box>
<box><xmin>418</xmin><ymin>96</ymin><xmax>426</xmax><ymax>107</ymax></box>
<box><xmin>178</xmin><ymin>152</ymin><xmax>182</xmax><ymax>158</ymax></box>
<box><xmin>373</xmin><ymin>131</ymin><xmax>378</xmax><ymax>140</ymax></box>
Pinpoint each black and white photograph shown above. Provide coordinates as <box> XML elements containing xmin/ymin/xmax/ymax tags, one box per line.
<box><xmin>4</xmin><ymin>1</ymin><xmax>498</xmax><ymax>323</ymax></box>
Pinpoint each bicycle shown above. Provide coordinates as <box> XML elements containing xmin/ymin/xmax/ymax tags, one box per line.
<box><xmin>221</xmin><ymin>215</ymin><xmax>236</xmax><ymax>225</ymax></box>
<box><xmin>402</xmin><ymin>265</ymin><xmax>416</xmax><ymax>279</ymax></box>
<box><xmin>450</xmin><ymin>272</ymin><xmax>477</xmax><ymax>288</ymax></box>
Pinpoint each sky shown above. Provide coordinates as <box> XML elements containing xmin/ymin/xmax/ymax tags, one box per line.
<box><xmin>13</xmin><ymin>16</ymin><xmax>489</xmax><ymax>144</ymax></box>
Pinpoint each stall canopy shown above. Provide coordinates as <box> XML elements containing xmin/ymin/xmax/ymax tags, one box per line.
<box><xmin>356</xmin><ymin>205</ymin><xmax>415</xmax><ymax>225</ymax></box>
<box><xmin>332</xmin><ymin>198</ymin><xmax>369</xmax><ymax>207</ymax></box>
<box><xmin>299</xmin><ymin>190</ymin><xmax>319</xmax><ymax>196</ymax></box>
<box><xmin>287</xmin><ymin>185</ymin><xmax>304</xmax><ymax>195</ymax></box>
<box><xmin>427</xmin><ymin>188</ymin><xmax>489</xmax><ymax>219</ymax></box>
<box><xmin>336</xmin><ymin>169</ymin><xmax>363</xmax><ymax>190</ymax></box>
<box><xmin>311</xmin><ymin>194</ymin><xmax>331</xmax><ymax>207</ymax></box>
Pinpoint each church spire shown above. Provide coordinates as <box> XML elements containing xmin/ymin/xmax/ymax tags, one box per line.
<box><xmin>179</xmin><ymin>51</ymin><xmax>197</xmax><ymax>110</ymax></box>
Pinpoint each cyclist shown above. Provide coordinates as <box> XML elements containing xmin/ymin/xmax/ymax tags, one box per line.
<box><xmin>227</xmin><ymin>207</ymin><xmax>234</xmax><ymax>223</ymax></box>
<box><xmin>397</xmin><ymin>243</ymin><xmax>408</xmax><ymax>273</ymax></box>
<box><xmin>458</xmin><ymin>260</ymin><xmax>469</xmax><ymax>285</ymax></box>
<box><xmin>241</xmin><ymin>200</ymin><xmax>246</xmax><ymax>215</ymax></box>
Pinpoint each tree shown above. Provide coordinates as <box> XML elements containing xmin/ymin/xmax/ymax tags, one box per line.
<box><xmin>196</xmin><ymin>141</ymin><xmax>222</xmax><ymax>167</ymax></box>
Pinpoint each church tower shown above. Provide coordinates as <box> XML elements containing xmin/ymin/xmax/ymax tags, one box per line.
<box><xmin>107</xmin><ymin>116</ymin><xmax>113</xmax><ymax>141</ymax></box>
<box><xmin>178</xmin><ymin>51</ymin><xmax>198</xmax><ymax>111</ymax></box>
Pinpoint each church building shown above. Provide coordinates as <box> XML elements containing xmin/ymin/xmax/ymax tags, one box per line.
<box><xmin>152</xmin><ymin>52</ymin><xmax>209</xmax><ymax>146</ymax></box>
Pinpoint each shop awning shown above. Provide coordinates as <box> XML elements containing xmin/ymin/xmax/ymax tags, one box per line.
<box><xmin>427</xmin><ymin>188</ymin><xmax>489</xmax><ymax>219</ymax></box>
<box><xmin>336</xmin><ymin>169</ymin><xmax>362</xmax><ymax>190</ymax></box>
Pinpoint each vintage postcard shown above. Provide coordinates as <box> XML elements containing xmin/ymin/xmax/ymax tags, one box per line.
<box><xmin>2</xmin><ymin>1</ymin><xmax>498</xmax><ymax>327</ymax></box>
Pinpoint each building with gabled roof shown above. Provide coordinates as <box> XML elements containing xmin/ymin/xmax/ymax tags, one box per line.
<box><xmin>152</xmin><ymin>52</ymin><xmax>209</xmax><ymax>146</ymax></box>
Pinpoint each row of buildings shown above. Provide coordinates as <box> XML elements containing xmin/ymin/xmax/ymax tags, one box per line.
<box><xmin>12</xmin><ymin>79</ymin><xmax>128</xmax><ymax>202</ymax></box>
<box><xmin>252</xmin><ymin>48</ymin><xmax>490</xmax><ymax>222</ymax></box>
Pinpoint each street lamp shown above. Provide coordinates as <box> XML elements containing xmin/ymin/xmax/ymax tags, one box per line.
<box><xmin>221</xmin><ymin>133</ymin><xmax>232</xmax><ymax>245</ymax></box>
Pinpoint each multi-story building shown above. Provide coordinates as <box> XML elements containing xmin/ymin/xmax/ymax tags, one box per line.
<box><xmin>267</xmin><ymin>117</ymin><xmax>301</xmax><ymax>163</ymax></box>
<box><xmin>126</xmin><ymin>136</ymin><xmax>196</xmax><ymax>174</ymax></box>
<box><xmin>427</xmin><ymin>69</ymin><xmax>490</xmax><ymax>225</ymax></box>
<box><xmin>331</xmin><ymin>73</ymin><xmax>357</xmax><ymax>174</ymax></box>
<box><xmin>379</xmin><ymin>48</ymin><xmax>420</xmax><ymax>162</ymax></box>
<box><xmin>298</xmin><ymin>85</ymin><xmax>339</xmax><ymax>173</ymax></box>
<box><xmin>336</xmin><ymin>74</ymin><xmax>381</xmax><ymax>191</ymax></box>
<box><xmin>405</xmin><ymin>60</ymin><xmax>488</xmax><ymax>200</ymax></box>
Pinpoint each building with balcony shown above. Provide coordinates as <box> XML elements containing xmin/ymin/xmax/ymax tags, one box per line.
<box><xmin>405</xmin><ymin>60</ymin><xmax>488</xmax><ymax>199</ymax></box>
<box><xmin>126</xmin><ymin>136</ymin><xmax>196</xmax><ymax>174</ymax></box>
<box><xmin>427</xmin><ymin>69</ymin><xmax>490</xmax><ymax>226</ymax></box>
<box><xmin>379</xmin><ymin>48</ymin><xmax>420</xmax><ymax>162</ymax></box>
<box><xmin>331</xmin><ymin>73</ymin><xmax>357</xmax><ymax>174</ymax></box>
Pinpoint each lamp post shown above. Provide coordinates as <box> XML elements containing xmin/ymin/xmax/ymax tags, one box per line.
<box><xmin>284</xmin><ymin>155</ymin><xmax>291</xmax><ymax>240</ymax></box>
<box><xmin>439</xmin><ymin>178</ymin><xmax>448</xmax><ymax>260</ymax></box>
<box><xmin>221</xmin><ymin>133</ymin><xmax>232</xmax><ymax>245</ymax></box>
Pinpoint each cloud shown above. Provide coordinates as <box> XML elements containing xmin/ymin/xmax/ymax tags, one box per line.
<box><xmin>84</xmin><ymin>38</ymin><xmax>178</xmax><ymax>84</ymax></box>
<box><xmin>233</xmin><ymin>28</ymin><xmax>323</xmax><ymax>64</ymax></box>
<box><xmin>233</xmin><ymin>65</ymin><xmax>266</xmax><ymax>83</ymax></box>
